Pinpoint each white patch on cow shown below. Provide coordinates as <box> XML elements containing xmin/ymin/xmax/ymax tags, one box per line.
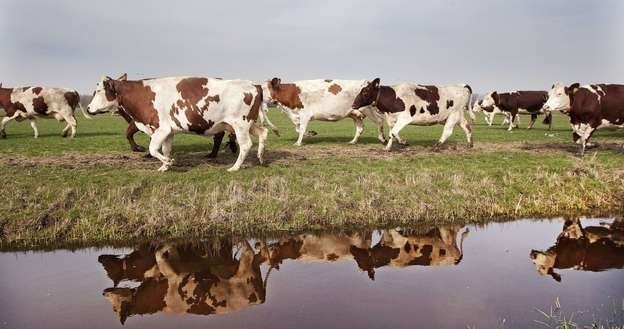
<box><xmin>544</xmin><ymin>83</ymin><xmax>572</xmax><ymax>113</ymax></box>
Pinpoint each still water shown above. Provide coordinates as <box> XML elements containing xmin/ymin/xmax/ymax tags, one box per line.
<box><xmin>1</xmin><ymin>218</ymin><xmax>623</xmax><ymax>329</ymax></box>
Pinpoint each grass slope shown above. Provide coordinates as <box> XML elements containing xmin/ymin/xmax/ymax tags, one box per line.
<box><xmin>0</xmin><ymin>110</ymin><xmax>622</xmax><ymax>250</ymax></box>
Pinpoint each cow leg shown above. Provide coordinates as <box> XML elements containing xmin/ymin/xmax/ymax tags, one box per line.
<box><xmin>250</xmin><ymin>123</ymin><xmax>269</xmax><ymax>165</ymax></box>
<box><xmin>228</xmin><ymin>123</ymin><xmax>253</xmax><ymax>172</ymax></box>
<box><xmin>528</xmin><ymin>114</ymin><xmax>537</xmax><ymax>129</ymax></box>
<box><xmin>433</xmin><ymin>112</ymin><xmax>460</xmax><ymax>150</ymax></box>
<box><xmin>386</xmin><ymin>116</ymin><xmax>411</xmax><ymax>151</ymax></box>
<box><xmin>126</xmin><ymin>122</ymin><xmax>146</xmax><ymax>152</ymax></box>
<box><xmin>0</xmin><ymin>112</ymin><xmax>20</xmax><ymax>138</ymax></box>
<box><xmin>295</xmin><ymin>114</ymin><xmax>312</xmax><ymax>146</ymax></box>
<box><xmin>458</xmin><ymin>115</ymin><xmax>473</xmax><ymax>148</ymax></box>
<box><xmin>62</xmin><ymin>124</ymin><xmax>71</xmax><ymax>137</ymax></box>
<box><xmin>227</xmin><ymin>134</ymin><xmax>238</xmax><ymax>153</ymax></box>
<box><xmin>348</xmin><ymin>110</ymin><xmax>365</xmax><ymax>144</ymax></box>
<box><xmin>149</xmin><ymin>129</ymin><xmax>174</xmax><ymax>171</ymax></box>
<box><xmin>572</xmin><ymin>123</ymin><xmax>596</xmax><ymax>156</ymax></box>
<box><xmin>485</xmin><ymin>112</ymin><xmax>494</xmax><ymax>126</ymax></box>
<box><xmin>208</xmin><ymin>131</ymin><xmax>226</xmax><ymax>158</ymax></box>
<box><xmin>162</xmin><ymin>134</ymin><xmax>174</xmax><ymax>158</ymax></box>
<box><xmin>64</xmin><ymin>115</ymin><xmax>77</xmax><ymax>138</ymax></box>
<box><xmin>507</xmin><ymin>113</ymin><xmax>516</xmax><ymax>131</ymax></box>
<box><xmin>29</xmin><ymin>119</ymin><xmax>39</xmax><ymax>138</ymax></box>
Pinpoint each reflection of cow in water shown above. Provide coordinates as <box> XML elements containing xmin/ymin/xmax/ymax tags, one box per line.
<box><xmin>99</xmin><ymin>241</ymin><xmax>267</xmax><ymax>324</ymax></box>
<box><xmin>350</xmin><ymin>227</ymin><xmax>469</xmax><ymax>280</ymax></box>
<box><xmin>262</xmin><ymin>232</ymin><xmax>372</xmax><ymax>269</ymax></box>
<box><xmin>530</xmin><ymin>218</ymin><xmax>624</xmax><ymax>282</ymax></box>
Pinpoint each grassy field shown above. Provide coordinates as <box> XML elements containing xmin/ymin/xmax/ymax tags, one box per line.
<box><xmin>0</xmin><ymin>110</ymin><xmax>623</xmax><ymax>250</ymax></box>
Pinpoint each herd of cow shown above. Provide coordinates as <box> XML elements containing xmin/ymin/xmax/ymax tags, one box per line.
<box><xmin>97</xmin><ymin>218</ymin><xmax>624</xmax><ymax>323</ymax></box>
<box><xmin>1</xmin><ymin>76</ymin><xmax>623</xmax><ymax>171</ymax></box>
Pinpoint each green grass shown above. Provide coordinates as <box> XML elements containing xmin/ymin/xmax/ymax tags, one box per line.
<box><xmin>0</xmin><ymin>110</ymin><xmax>623</xmax><ymax>250</ymax></box>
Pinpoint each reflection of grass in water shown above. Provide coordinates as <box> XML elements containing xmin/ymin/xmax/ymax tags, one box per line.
<box><xmin>467</xmin><ymin>298</ymin><xmax>624</xmax><ymax>329</ymax></box>
<box><xmin>0</xmin><ymin>111</ymin><xmax>623</xmax><ymax>250</ymax></box>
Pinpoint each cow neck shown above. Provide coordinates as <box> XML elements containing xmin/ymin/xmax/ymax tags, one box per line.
<box><xmin>0</xmin><ymin>88</ymin><xmax>13</xmax><ymax>108</ymax></box>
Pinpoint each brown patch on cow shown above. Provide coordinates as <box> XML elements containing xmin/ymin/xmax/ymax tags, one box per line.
<box><xmin>324</xmin><ymin>79</ymin><xmax>333</xmax><ymax>83</ymax></box>
<box><xmin>569</xmin><ymin>84</ymin><xmax>624</xmax><ymax>129</ymax></box>
<box><xmin>13</xmin><ymin>101</ymin><xmax>26</xmax><ymax>113</ymax></box>
<box><xmin>414</xmin><ymin>85</ymin><xmax>440</xmax><ymax>114</ymax></box>
<box><xmin>114</xmin><ymin>81</ymin><xmax>160</xmax><ymax>129</ymax></box>
<box><xmin>32</xmin><ymin>87</ymin><xmax>43</xmax><ymax>95</ymax></box>
<box><xmin>188</xmin><ymin>303</ymin><xmax>216</xmax><ymax>315</ymax></box>
<box><xmin>248</xmin><ymin>293</ymin><xmax>258</xmax><ymax>303</ymax></box>
<box><xmin>243</xmin><ymin>92</ymin><xmax>253</xmax><ymax>105</ymax></box>
<box><xmin>207</xmin><ymin>95</ymin><xmax>220</xmax><ymax>103</ymax></box>
<box><xmin>32</xmin><ymin>96</ymin><xmax>48</xmax><ymax>115</ymax></box>
<box><xmin>326</xmin><ymin>253</ymin><xmax>339</xmax><ymax>261</ymax></box>
<box><xmin>446</xmin><ymin>100</ymin><xmax>454</xmax><ymax>109</ymax></box>
<box><xmin>0</xmin><ymin>87</ymin><xmax>17</xmax><ymax>116</ymax></box>
<box><xmin>404</xmin><ymin>242</ymin><xmax>412</xmax><ymax>253</ymax></box>
<box><xmin>245</xmin><ymin>85</ymin><xmax>263</xmax><ymax>122</ymax></box>
<box><xmin>176</xmin><ymin>78</ymin><xmax>209</xmax><ymax>105</ymax></box>
<box><xmin>268</xmin><ymin>82</ymin><xmax>303</xmax><ymax>109</ymax></box>
<box><xmin>376</xmin><ymin>86</ymin><xmax>406</xmax><ymax>113</ymax></box>
<box><xmin>64</xmin><ymin>91</ymin><xmax>80</xmax><ymax>110</ymax></box>
<box><xmin>328</xmin><ymin>83</ymin><xmax>342</xmax><ymax>95</ymax></box>
<box><xmin>169</xmin><ymin>105</ymin><xmax>183</xmax><ymax>128</ymax></box>
<box><xmin>409</xmin><ymin>105</ymin><xmax>417</xmax><ymax>116</ymax></box>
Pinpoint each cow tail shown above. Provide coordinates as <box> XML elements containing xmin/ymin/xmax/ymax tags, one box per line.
<box><xmin>260</xmin><ymin>101</ymin><xmax>280</xmax><ymax>137</ymax></box>
<box><xmin>464</xmin><ymin>84</ymin><xmax>476</xmax><ymax>120</ymax></box>
<box><xmin>77</xmin><ymin>102</ymin><xmax>93</xmax><ymax>120</ymax></box>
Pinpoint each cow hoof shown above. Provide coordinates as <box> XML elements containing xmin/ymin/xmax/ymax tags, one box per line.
<box><xmin>0</xmin><ymin>133</ymin><xmax>6</xmax><ymax>139</ymax></box>
<box><xmin>348</xmin><ymin>140</ymin><xmax>357</xmax><ymax>145</ymax></box>
<box><xmin>294</xmin><ymin>142</ymin><xmax>302</xmax><ymax>147</ymax></box>
<box><xmin>157</xmin><ymin>165</ymin><xmax>170</xmax><ymax>172</ymax></box>
<box><xmin>227</xmin><ymin>166</ymin><xmax>240</xmax><ymax>172</ymax></box>
<box><xmin>142</xmin><ymin>153</ymin><xmax>153</xmax><ymax>159</ymax></box>
<box><xmin>467</xmin><ymin>142</ymin><xmax>474</xmax><ymax>149</ymax></box>
<box><xmin>431</xmin><ymin>143</ymin><xmax>442</xmax><ymax>152</ymax></box>
<box><xmin>207</xmin><ymin>153</ymin><xmax>218</xmax><ymax>159</ymax></box>
<box><xmin>132</xmin><ymin>146</ymin><xmax>146</xmax><ymax>153</ymax></box>
<box><xmin>305</xmin><ymin>131</ymin><xmax>318</xmax><ymax>137</ymax></box>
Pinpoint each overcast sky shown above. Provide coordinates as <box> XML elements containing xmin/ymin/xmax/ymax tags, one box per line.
<box><xmin>1</xmin><ymin>0</ymin><xmax>622</xmax><ymax>93</ymax></box>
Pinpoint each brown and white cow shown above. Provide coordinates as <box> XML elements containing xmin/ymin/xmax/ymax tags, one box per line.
<box><xmin>265</xmin><ymin>78</ymin><xmax>387</xmax><ymax>146</ymax></box>
<box><xmin>530</xmin><ymin>218</ymin><xmax>624</xmax><ymax>282</ymax></box>
<box><xmin>543</xmin><ymin>83</ymin><xmax>624</xmax><ymax>155</ymax></box>
<box><xmin>350</xmin><ymin>227</ymin><xmax>469</xmax><ymax>280</ymax></box>
<box><xmin>88</xmin><ymin>75</ymin><xmax>274</xmax><ymax>171</ymax></box>
<box><xmin>472</xmin><ymin>90</ymin><xmax>552</xmax><ymax>131</ymax></box>
<box><xmin>0</xmin><ymin>83</ymin><xmax>90</xmax><ymax>138</ymax></box>
<box><xmin>92</xmin><ymin>75</ymin><xmax>239</xmax><ymax>158</ymax></box>
<box><xmin>352</xmin><ymin>78</ymin><xmax>473</xmax><ymax>150</ymax></box>
<box><xmin>101</xmin><ymin>241</ymin><xmax>267</xmax><ymax>324</ymax></box>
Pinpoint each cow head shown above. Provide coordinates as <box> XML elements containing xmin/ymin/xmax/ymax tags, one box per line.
<box><xmin>87</xmin><ymin>73</ymin><xmax>127</xmax><ymax>114</ymax></box>
<box><xmin>262</xmin><ymin>78</ymin><xmax>279</xmax><ymax>107</ymax></box>
<box><xmin>478</xmin><ymin>91</ymin><xmax>499</xmax><ymax>111</ymax></box>
<box><xmin>529</xmin><ymin>249</ymin><xmax>561</xmax><ymax>282</ymax></box>
<box><xmin>352</xmin><ymin>78</ymin><xmax>380</xmax><ymax>109</ymax></box>
<box><xmin>543</xmin><ymin>82</ymin><xmax>579</xmax><ymax>113</ymax></box>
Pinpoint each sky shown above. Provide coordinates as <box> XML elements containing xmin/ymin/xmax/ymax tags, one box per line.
<box><xmin>1</xmin><ymin>0</ymin><xmax>622</xmax><ymax>94</ymax></box>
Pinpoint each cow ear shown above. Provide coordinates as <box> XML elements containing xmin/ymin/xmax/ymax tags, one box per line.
<box><xmin>371</xmin><ymin>78</ymin><xmax>380</xmax><ymax>88</ymax></box>
<box><xmin>117</xmin><ymin>73</ymin><xmax>127</xmax><ymax>81</ymax></box>
<box><xmin>568</xmin><ymin>82</ymin><xmax>580</xmax><ymax>94</ymax></box>
<box><xmin>548</xmin><ymin>268</ymin><xmax>562</xmax><ymax>282</ymax></box>
<box><xmin>105</xmin><ymin>76</ymin><xmax>112</xmax><ymax>81</ymax></box>
<box><xmin>0</xmin><ymin>82</ymin><xmax>3</xmax><ymax>88</ymax></box>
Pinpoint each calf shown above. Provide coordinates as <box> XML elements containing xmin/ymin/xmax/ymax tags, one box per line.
<box><xmin>352</xmin><ymin>78</ymin><xmax>473</xmax><ymax>150</ymax></box>
<box><xmin>472</xmin><ymin>90</ymin><xmax>552</xmax><ymax>131</ymax></box>
<box><xmin>543</xmin><ymin>83</ymin><xmax>624</xmax><ymax>155</ymax></box>
<box><xmin>87</xmin><ymin>75</ymin><xmax>272</xmax><ymax>171</ymax></box>
<box><xmin>0</xmin><ymin>83</ymin><xmax>89</xmax><ymax>138</ymax></box>
<box><xmin>266</xmin><ymin>78</ymin><xmax>386</xmax><ymax>146</ymax></box>
<box><xmin>530</xmin><ymin>218</ymin><xmax>624</xmax><ymax>282</ymax></box>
